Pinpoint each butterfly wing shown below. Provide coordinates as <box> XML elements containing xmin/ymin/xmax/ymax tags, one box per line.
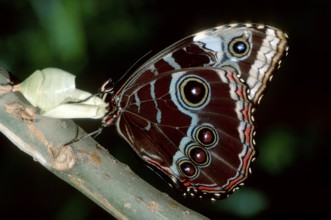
<box><xmin>116</xmin><ymin>23</ymin><xmax>288</xmax><ymax>105</ymax></box>
<box><xmin>112</xmin><ymin>23</ymin><xmax>288</xmax><ymax>199</ymax></box>
<box><xmin>115</xmin><ymin>67</ymin><xmax>254</xmax><ymax>198</ymax></box>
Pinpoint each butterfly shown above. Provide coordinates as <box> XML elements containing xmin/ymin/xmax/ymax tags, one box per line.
<box><xmin>96</xmin><ymin>23</ymin><xmax>289</xmax><ymax>199</ymax></box>
<box><xmin>0</xmin><ymin>20</ymin><xmax>287</xmax><ymax>202</ymax></box>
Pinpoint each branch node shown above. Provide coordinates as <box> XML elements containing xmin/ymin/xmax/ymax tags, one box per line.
<box><xmin>51</xmin><ymin>145</ymin><xmax>76</xmax><ymax>171</ymax></box>
<box><xmin>5</xmin><ymin>102</ymin><xmax>35</xmax><ymax>122</ymax></box>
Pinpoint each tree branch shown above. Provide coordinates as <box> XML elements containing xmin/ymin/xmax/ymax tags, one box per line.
<box><xmin>0</xmin><ymin>67</ymin><xmax>208</xmax><ymax>220</ymax></box>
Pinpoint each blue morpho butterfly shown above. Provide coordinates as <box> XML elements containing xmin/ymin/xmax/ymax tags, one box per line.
<box><xmin>17</xmin><ymin>23</ymin><xmax>288</xmax><ymax>200</ymax></box>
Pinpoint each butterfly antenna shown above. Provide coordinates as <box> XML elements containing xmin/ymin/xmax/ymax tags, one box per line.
<box><xmin>115</xmin><ymin>50</ymin><xmax>153</xmax><ymax>85</ymax></box>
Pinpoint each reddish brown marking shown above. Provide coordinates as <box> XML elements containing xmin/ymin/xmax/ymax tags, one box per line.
<box><xmin>190</xmin><ymin>148</ymin><xmax>207</xmax><ymax>164</ymax></box>
<box><xmin>244</xmin><ymin>125</ymin><xmax>252</xmax><ymax>145</ymax></box>
<box><xmin>180</xmin><ymin>162</ymin><xmax>196</xmax><ymax>177</ymax></box>
<box><xmin>226</xmin><ymin>72</ymin><xmax>236</xmax><ymax>82</ymax></box>
<box><xmin>240</xmin><ymin>149</ymin><xmax>253</xmax><ymax>173</ymax></box>
<box><xmin>225</xmin><ymin>175</ymin><xmax>243</xmax><ymax>190</ymax></box>
<box><xmin>183</xmin><ymin>179</ymin><xmax>193</xmax><ymax>187</ymax></box>
<box><xmin>125</xmin><ymin>69</ymin><xmax>155</xmax><ymax>90</ymax></box>
<box><xmin>198</xmin><ymin>128</ymin><xmax>214</xmax><ymax>145</ymax></box>
<box><xmin>145</xmin><ymin>157</ymin><xmax>173</xmax><ymax>176</ymax></box>
<box><xmin>236</xmin><ymin>88</ymin><xmax>244</xmax><ymax>98</ymax></box>
<box><xmin>198</xmin><ymin>185</ymin><xmax>223</xmax><ymax>192</ymax></box>
<box><xmin>242</xmin><ymin>105</ymin><xmax>249</xmax><ymax>121</ymax></box>
<box><xmin>154</xmin><ymin>59</ymin><xmax>175</xmax><ymax>73</ymax></box>
<box><xmin>172</xmin><ymin>45</ymin><xmax>212</xmax><ymax>68</ymax></box>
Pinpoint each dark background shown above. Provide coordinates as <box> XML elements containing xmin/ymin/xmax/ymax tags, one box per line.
<box><xmin>0</xmin><ymin>0</ymin><xmax>330</xmax><ymax>219</ymax></box>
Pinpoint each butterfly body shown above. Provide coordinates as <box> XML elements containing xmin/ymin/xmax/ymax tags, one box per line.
<box><xmin>102</xmin><ymin>23</ymin><xmax>288</xmax><ymax>199</ymax></box>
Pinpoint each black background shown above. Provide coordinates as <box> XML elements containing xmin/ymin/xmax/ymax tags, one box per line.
<box><xmin>0</xmin><ymin>0</ymin><xmax>330</xmax><ymax>219</ymax></box>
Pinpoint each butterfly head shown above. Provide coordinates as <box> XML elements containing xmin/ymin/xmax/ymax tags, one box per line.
<box><xmin>98</xmin><ymin>78</ymin><xmax>120</xmax><ymax>127</ymax></box>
